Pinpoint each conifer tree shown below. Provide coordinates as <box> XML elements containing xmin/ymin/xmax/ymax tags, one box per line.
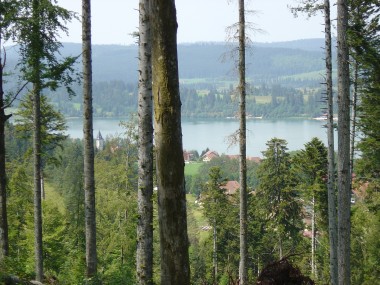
<box><xmin>256</xmin><ymin>138</ymin><xmax>302</xmax><ymax>258</ymax></box>
<box><xmin>7</xmin><ymin>0</ymin><xmax>77</xmax><ymax>280</ymax></box>
<box><xmin>238</xmin><ymin>0</ymin><xmax>248</xmax><ymax>283</ymax></box>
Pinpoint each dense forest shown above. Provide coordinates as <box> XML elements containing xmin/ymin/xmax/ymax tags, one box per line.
<box><xmin>27</xmin><ymin>81</ymin><xmax>327</xmax><ymax>119</ymax></box>
<box><xmin>3</xmin><ymin>126</ymin><xmax>379</xmax><ymax>284</ymax></box>
<box><xmin>1</xmin><ymin>0</ymin><xmax>380</xmax><ymax>285</ymax></box>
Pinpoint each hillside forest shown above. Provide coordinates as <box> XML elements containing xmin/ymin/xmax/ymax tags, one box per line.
<box><xmin>1</xmin><ymin>0</ymin><xmax>380</xmax><ymax>285</ymax></box>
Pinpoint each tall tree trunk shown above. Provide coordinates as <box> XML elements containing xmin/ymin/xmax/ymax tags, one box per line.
<box><xmin>212</xmin><ymin>219</ymin><xmax>217</xmax><ymax>283</ymax></box>
<box><xmin>40</xmin><ymin>170</ymin><xmax>45</xmax><ymax>200</ymax></box>
<box><xmin>82</xmin><ymin>0</ymin><xmax>97</xmax><ymax>278</ymax></box>
<box><xmin>350</xmin><ymin>61</ymin><xmax>358</xmax><ymax>183</ymax></box>
<box><xmin>324</xmin><ymin>1</ymin><xmax>338</xmax><ymax>284</ymax></box>
<box><xmin>0</xmin><ymin>28</ymin><xmax>9</xmax><ymax>264</ymax></box>
<box><xmin>31</xmin><ymin>0</ymin><xmax>43</xmax><ymax>281</ymax></box>
<box><xmin>238</xmin><ymin>0</ymin><xmax>248</xmax><ymax>284</ymax></box>
<box><xmin>311</xmin><ymin>195</ymin><xmax>316</xmax><ymax>278</ymax></box>
<box><xmin>151</xmin><ymin>0</ymin><xmax>190</xmax><ymax>284</ymax></box>
<box><xmin>33</xmin><ymin>81</ymin><xmax>43</xmax><ymax>282</ymax></box>
<box><xmin>136</xmin><ymin>0</ymin><xmax>154</xmax><ymax>284</ymax></box>
<box><xmin>337</xmin><ymin>0</ymin><xmax>351</xmax><ymax>284</ymax></box>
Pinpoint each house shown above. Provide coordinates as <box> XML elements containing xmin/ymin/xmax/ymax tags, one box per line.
<box><xmin>226</xmin><ymin>154</ymin><xmax>262</xmax><ymax>164</ymax></box>
<box><xmin>183</xmin><ymin>150</ymin><xmax>193</xmax><ymax>163</ymax></box>
<box><xmin>202</xmin><ymin>150</ymin><xmax>219</xmax><ymax>162</ymax></box>
<box><xmin>221</xmin><ymin>180</ymin><xmax>240</xmax><ymax>195</ymax></box>
<box><xmin>247</xmin><ymin>156</ymin><xmax>262</xmax><ymax>164</ymax></box>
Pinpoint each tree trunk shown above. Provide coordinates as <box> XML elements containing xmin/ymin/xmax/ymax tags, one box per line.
<box><xmin>136</xmin><ymin>0</ymin><xmax>154</xmax><ymax>284</ymax></box>
<box><xmin>82</xmin><ymin>0</ymin><xmax>97</xmax><ymax>278</ymax></box>
<box><xmin>238</xmin><ymin>0</ymin><xmax>248</xmax><ymax>284</ymax></box>
<box><xmin>0</xmin><ymin>30</ymin><xmax>9</xmax><ymax>264</ymax></box>
<box><xmin>32</xmin><ymin>81</ymin><xmax>43</xmax><ymax>282</ymax></box>
<box><xmin>337</xmin><ymin>0</ymin><xmax>351</xmax><ymax>284</ymax></box>
<box><xmin>40</xmin><ymin>171</ymin><xmax>45</xmax><ymax>200</ymax></box>
<box><xmin>212</xmin><ymin>219</ymin><xmax>217</xmax><ymax>283</ymax></box>
<box><xmin>311</xmin><ymin>195</ymin><xmax>316</xmax><ymax>278</ymax></box>
<box><xmin>324</xmin><ymin>1</ymin><xmax>338</xmax><ymax>284</ymax></box>
<box><xmin>31</xmin><ymin>0</ymin><xmax>44</xmax><ymax>281</ymax></box>
<box><xmin>350</xmin><ymin>62</ymin><xmax>358</xmax><ymax>184</ymax></box>
<box><xmin>151</xmin><ymin>0</ymin><xmax>190</xmax><ymax>284</ymax></box>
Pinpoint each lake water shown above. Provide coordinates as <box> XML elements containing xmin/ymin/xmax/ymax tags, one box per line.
<box><xmin>67</xmin><ymin>118</ymin><xmax>335</xmax><ymax>158</ymax></box>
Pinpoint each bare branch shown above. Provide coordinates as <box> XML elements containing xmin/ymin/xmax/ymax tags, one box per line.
<box><xmin>225</xmin><ymin>129</ymin><xmax>240</xmax><ymax>150</ymax></box>
<box><xmin>2</xmin><ymin>81</ymin><xmax>29</xmax><ymax>110</ymax></box>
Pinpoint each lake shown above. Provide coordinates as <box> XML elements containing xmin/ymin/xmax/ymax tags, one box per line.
<box><xmin>67</xmin><ymin>117</ymin><xmax>334</xmax><ymax>158</ymax></box>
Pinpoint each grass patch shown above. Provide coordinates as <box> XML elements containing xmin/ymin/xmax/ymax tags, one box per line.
<box><xmin>185</xmin><ymin>162</ymin><xmax>203</xmax><ymax>176</ymax></box>
<box><xmin>252</xmin><ymin>95</ymin><xmax>272</xmax><ymax>104</ymax></box>
<box><xmin>187</xmin><ymin>194</ymin><xmax>210</xmax><ymax>242</ymax></box>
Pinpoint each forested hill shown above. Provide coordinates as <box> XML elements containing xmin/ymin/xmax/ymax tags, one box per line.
<box><xmin>5</xmin><ymin>38</ymin><xmax>330</xmax><ymax>86</ymax></box>
<box><xmin>5</xmin><ymin>39</ymin><xmax>334</xmax><ymax>119</ymax></box>
<box><xmin>61</xmin><ymin>39</ymin><xmax>328</xmax><ymax>85</ymax></box>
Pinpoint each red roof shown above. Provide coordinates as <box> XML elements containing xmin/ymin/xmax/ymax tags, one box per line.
<box><xmin>226</xmin><ymin>155</ymin><xmax>262</xmax><ymax>164</ymax></box>
<box><xmin>202</xmin><ymin>150</ymin><xmax>219</xmax><ymax>161</ymax></box>
<box><xmin>221</xmin><ymin>180</ymin><xmax>240</xmax><ymax>195</ymax></box>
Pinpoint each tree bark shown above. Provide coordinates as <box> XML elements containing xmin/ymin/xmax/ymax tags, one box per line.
<box><xmin>350</xmin><ymin>62</ymin><xmax>358</xmax><ymax>185</ymax></box>
<box><xmin>0</xmin><ymin>28</ymin><xmax>9</xmax><ymax>264</ymax></box>
<box><xmin>136</xmin><ymin>0</ymin><xmax>154</xmax><ymax>284</ymax></box>
<box><xmin>151</xmin><ymin>0</ymin><xmax>190</xmax><ymax>284</ymax></box>
<box><xmin>212</xmin><ymin>219</ymin><xmax>217</xmax><ymax>283</ymax></box>
<box><xmin>311</xmin><ymin>195</ymin><xmax>316</xmax><ymax>278</ymax></box>
<box><xmin>82</xmin><ymin>0</ymin><xmax>97</xmax><ymax>278</ymax></box>
<box><xmin>337</xmin><ymin>0</ymin><xmax>351</xmax><ymax>284</ymax></box>
<box><xmin>32</xmin><ymin>81</ymin><xmax>43</xmax><ymax>283</ymax></box>
<box><xmin>324</xmin><ymin>1</ymin><xmax>338</xmax><ymax>284</ymax></box>
<box><xmin>238</xmin><ymin>0</ymin><xmax>248</xmax><ymax>284</ymax></box>
<box><xmin>31</xmin><ymin>0</ymin><xmax>44</xmax><ymax>281</ymax></box>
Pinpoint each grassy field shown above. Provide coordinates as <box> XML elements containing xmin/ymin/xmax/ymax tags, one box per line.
<box><xmin>187</xmin><ymin>194</ymin><xmax>210</xmax><ymax>242</ymax></box>
<box><xmin>185</xmin><ymin>162</ymin><xmax>203</xmax><ymax>176</ymax></box>
<box><xmin>250</xmin><ymin>95</ymin><xmax>271</xmax><ymax>104</ymax></box>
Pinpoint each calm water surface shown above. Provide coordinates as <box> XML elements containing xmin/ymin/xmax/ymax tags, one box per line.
<box><xmin>67</xmin><ymin>118</ymin><xmax>334</xmax><ymax>157</ymax></box>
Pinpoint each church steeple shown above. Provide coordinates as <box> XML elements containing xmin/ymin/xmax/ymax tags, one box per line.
<box><xmin>95</xmin><ymin>131</ymin><xmax>104</xmax><ymax>150</ymax></box>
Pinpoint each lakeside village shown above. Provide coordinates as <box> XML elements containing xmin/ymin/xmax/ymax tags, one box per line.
<box><xmin>95</xmin><ymin>130</ymin><xmax>359</xmax><ymax>240</ymax></box>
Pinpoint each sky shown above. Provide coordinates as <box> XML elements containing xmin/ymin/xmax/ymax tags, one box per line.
<box><xmin>56</xmin><ymin>0</ymin><xmax>328</xmax><ymax>45</ymax></box>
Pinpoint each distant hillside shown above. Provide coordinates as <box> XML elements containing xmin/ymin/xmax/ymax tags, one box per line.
<box><xmin>254</xmin><ymin>38</ymin><xmax>328</xmax><ymax>51</ymax></box>
<box><xmin>5</xmin><ymin>38</ymin><xmax>333</xmax><ymax>87</ymax></box>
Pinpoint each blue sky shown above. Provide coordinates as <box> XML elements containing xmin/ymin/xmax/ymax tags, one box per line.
<box><xmin>57</xmin><ymin>0</ymin><xmax>331</xmax><ymax>45</ymax></box>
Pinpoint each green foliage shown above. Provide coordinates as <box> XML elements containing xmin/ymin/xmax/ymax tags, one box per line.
<box><xmin>6</xmin><ymin>162</ymin><xmax>34</xmax><ymax>277</ymax></box>
<box><xmin>42</xmin><ymin>202</ymin><xmax>68</xmax><ymax>276</ymax></box>
<box><xmin>350</xmin><ymin>0</ymin><xmax>380</xmax><ymax>189</ymax></box>
<box><xmin>293</xmin><ymin>138</ymin><xmax>329</xmax><ymax>229</ymax></box>
<box><xmin>351</xmin><ymin>194</ymin><xmax>380</xmax><ymax>284</ymax></box>
<box><xmin>7</xmin><ymin>0</ymin><xmax>80</xmax><ymax>94</ymax></box>
<box><xmin>200</xmin><ymin>167</ymin><xmax>240</xmax><ymax>284</ymax></box>
<box><xmin>3</xmin><ymin>123</ymin><xmax>380</xmax><ymax>284</ymax></box>
<box><xmin>186</xmin><ymin>155</ymin><xmax>259</xmax><ymax>195</ymax></box>
<box><xmin>256</xmin><ymin>138</ymin><xmax>303</xmax><ymax>258</ymax></box>
<box><xmin>15</xmin><ymin>93</ymin><xmax>68</xmax><ymax>166</ymax></box>
<box><xmin>202</xmin><ymin>167</ymin><xmax>229</xmax><ymax>225</ymax></box>
<box><xmin>4</xmin><ymin>122</ymin><xmax>30</xmax><ymax>163</ymax></box>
